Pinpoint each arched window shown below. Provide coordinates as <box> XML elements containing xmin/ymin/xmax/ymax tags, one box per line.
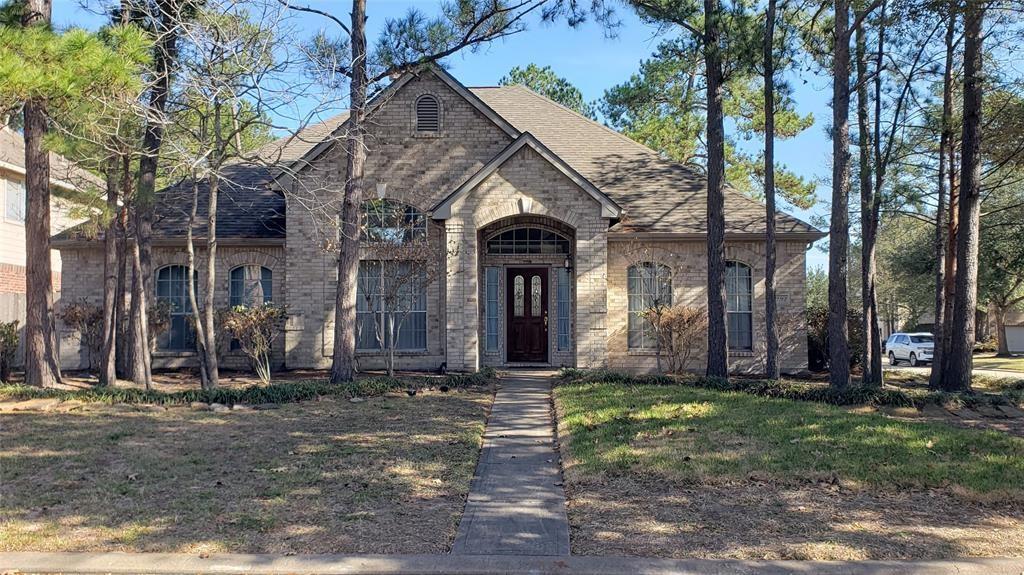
<box><xmin>726</xmin><ymin>261</ymin><xmax>754</xmax><ymax>351</ymax></box>
<box><xmin>415</xmin><ymin>94</ymin><xmax>440</xmax><ymax>133</ymax></box>
<box><xmin>230</xmin><ymin>266</ymin><xmax>273</xmax><ymax>307</ymax></box>
<box><xmin>361</xmin><ymin>199</ymin><xmax>426</xmax><ymax>244</ymax></box>
<box><xmin>627</xmin><ymin>262</ymin><xmax>672</xmax><ymax>350</ymax></box>
<box><xmin>155</xmin><ymin>265</ymin><xmax>195</xmax><ymax>351</ymax></box>
<box><xmin>486</xmin><ymin>227</ymin><xmax>570</xmax><ymax>255</ymax></box>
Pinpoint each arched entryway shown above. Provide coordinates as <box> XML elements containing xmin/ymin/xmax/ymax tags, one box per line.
<box><xmin>478</xmin><ymin>216</ymin><xmax>576</xmax><ymax>366</ymax></box>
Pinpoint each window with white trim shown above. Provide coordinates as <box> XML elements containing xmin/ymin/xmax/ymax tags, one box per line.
<box><xmin>5</xmin><ymin>178</ymin><xmax>25</xmax><ymax>223</ymax></box>
<box><xmin>726</xmin><ymin>261</ymin><xmax>754</xmax><ymax>351</ymax></box>
<box><xmin>356</xmin><ymin>260</ymin><xmax>427</xmax><ymax>351</ymax></box>
<box><xmin>415</xmin><ymin>94</ymin><xmax>440</xmax><ymax>133</ymax></box>
<box><xmin>155</xmin><ymin>265</ymin><xmax>195</xmax><ymax>351</ymax></box>
<box><xmin>627</xmin><ymin>263</ymin><xmax>672</xmax><ymax>350</ymax></box>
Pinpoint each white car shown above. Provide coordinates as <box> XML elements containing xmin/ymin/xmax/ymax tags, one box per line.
<box><xmin>886</xmin><ymin>332</ymin><xmax>935</xmax><ymax>366</ymax></box>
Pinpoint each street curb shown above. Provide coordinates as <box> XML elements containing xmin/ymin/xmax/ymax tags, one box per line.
<box><xmin>3</xmin><ymin>552</ymin><xmax>1024</xmax><ymax>575</ymax></box>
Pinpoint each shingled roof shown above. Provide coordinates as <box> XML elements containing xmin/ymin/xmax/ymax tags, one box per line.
<box><xmin>469</xmin><ymin>85</ymin><xmax>820</xmax><ymax>237</ymax></box>
<box><xmin>54</xmin><ymin>69</ymin><xmax>821</xmax><ymax>245</ymax></box>
<box><xmin>1</xmin><ymin>126</ymin><xmax>105</xmax><ymax>190</ymax></box>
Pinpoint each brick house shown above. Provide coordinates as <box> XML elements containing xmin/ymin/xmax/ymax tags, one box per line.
<box><xmin>54</xmin><ymin>65</ymin><xmax>823</xmax><ymax>374</ymax></box>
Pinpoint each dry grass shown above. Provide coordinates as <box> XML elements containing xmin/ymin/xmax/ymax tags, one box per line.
<box><xmin>0</xmin><ymin>389</ymin><xmax>490</xmax><ymax>554</ymax></box>
<box><xmin>555</xmin><ymin>382</ymin><xmax>1024</xmax><ymax>560</ymax></box>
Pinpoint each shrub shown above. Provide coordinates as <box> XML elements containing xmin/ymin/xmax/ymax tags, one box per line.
<box><xmin>58</xmin><ymin>299</ymin><xmax>103</xmax><ymax>372</ymax></box>
<box><xmin>807</xmin><ymin>304</ymin><xmax>864</xmax><ymax>371</ymax></box>
<box><xmin>220</xmin><ymin>304</ymin><xmax>287</xmax><ymax>383</ymax></box>
<box><xmin>0</xmin><ymin>320</ymin><xmax>18</xmax><ymax>383</ymax></box>
<box><xmin>646</xmin><ymin>305</ymin><xmax>707</xmax><ymax>373</ymax></box>
<box><xmin>558</xmin><ymin>368</ymin><xmax>1015</xmax><ymax>409</ymax></box>
<box><xmin>0</xmin><ymin>367</ymin><xmax>499</xmax><ymax>407</ymax></box>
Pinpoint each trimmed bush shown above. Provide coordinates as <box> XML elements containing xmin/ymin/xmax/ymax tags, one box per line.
<box><xmin>0</xmin><ymin>369</ymin><xmax>498</xmax><ymax>407</ymax></box>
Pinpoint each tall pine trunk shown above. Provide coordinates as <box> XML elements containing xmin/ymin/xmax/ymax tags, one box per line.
<box><xmin>828</xmin><ymin>0</ymin><xmax>852</xmax><ymax>389</ymax></box>
<box><xmin>133</xmin><ymin>0</ymin><xmax>179</xmax><ymax>387</ymax></box>
<box><xmin>930</xmin><ymin>10</ymin><xmax>956</xmax><ymax>389</ymax></box>
<box><xmin>704</xmin><ymin>0</ymin><xmax>729</xmax><ymax>379</ymax></box>
<box><xmin>21</xmin><ymin>0</ymin><xmax>62</xmax><ymax>388</ymax></box>
<box><xmin>100</xmin><ymin>159</ymin><xmax>120</xmax><ymax>386</ymax></box>
<box><xmin>763</xmin><ymin>0</ymin><xmax>780</xmax><ymax>380</ymax></box>
<box><xmin>330</xmin><ymin>0</ymin><xmax>368</xmax><ymax>383</ymax></box>
<box><xmin>945</xmin><ymin>2</ymin><xmax>985</xmax><ymax>392</ymax></box>
<box><xmin>855</xmin><ymin>17</ymin><xmax>875</xmax><ymax>385</ymax></box>
<box><xmin>863</xmin><ymin>3</ymin><xmax>885</xmax><ymax>387</ymax></box>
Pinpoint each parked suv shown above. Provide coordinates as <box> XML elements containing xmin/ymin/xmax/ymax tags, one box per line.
<box><xmin>885</xmin><ymin>332</ymin><xmax>935</xmax><ymax>366</ymax></box>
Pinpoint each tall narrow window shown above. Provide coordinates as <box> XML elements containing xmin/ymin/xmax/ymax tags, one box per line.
<box><xmin>726</xmin><ymin>261</ymin><xmax>754</xmax><ymax>351</ymax></box>
<box><xmin>415</xmin><ymin>95</ymin><xmax>440</xmax><ymax>132</ymax></box>
<box><xmin>513</xmin><ymin>275</ymin><xmax>525</xmax><ymax>317</ymax></box>
<box><xmin>627</xmin><ymin>263</ymin><xmax>672</xmax><ymax>350</ymax></box>
<box><xmin>530</xmin><ymin>276</ymin><xmax>542</xmax><ymax>317</ymax></box>
<box><xmin>485</xmin><ymin>267</ymin><xmax>499</xmax><ymax>352</ymax></box>
<box><xmin>356</xmin><ymin>260</ymin><xmax>427</xmax><ymax>351</ymax></box>
<box><xmin>230</xmin><ymin>266</ymin><xmax>272</xmax><ymax>307</ymax></box>
<box><xmin>5</xmin><ymin>178</ymin><xmax>25</xmax><ymax>223</ymax></box>
<box><xmin>156</xmin><ymin>265</ymin><xmax>195</xmax><ymax>351</ymax></box>
<box><xmin>556</xmin><ymin>268</ymin><xmax>571</xmax><ymax>351</ymax></box>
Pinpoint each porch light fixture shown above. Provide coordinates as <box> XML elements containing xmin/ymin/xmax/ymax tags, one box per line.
<box><xmin>518</xmin><ymin>196</ymin><xmax>533</xmax><ymax>214</ymax></box>
<box><xmin>564</xmin><ymin>255</ymin><xmax>573</xmax><ymax>273</ymax></box>
<box><xmin>376</xmin><ymin>182</ymin><xmax>387</xmax><ymax>199</ymax></box>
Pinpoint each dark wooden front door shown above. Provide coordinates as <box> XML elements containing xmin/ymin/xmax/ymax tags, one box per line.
<box><xmin>506</xmin><ymin>267</ymin><xmax>548</xmax><ymax>363</ymax></box>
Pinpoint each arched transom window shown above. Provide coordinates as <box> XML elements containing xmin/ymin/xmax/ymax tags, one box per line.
<box><xmin>230</xmin><ymin>265</ymin><xmax>272</xmax><ymax>307</ymax></box>
<box><xmin>726</xmin><ymin>261</ymin><xmax>753</xmax><ymax>351</ymax></box>
<box><xmin>627</xmin><ymin>262</ymin><xmax>672</xmax><ymax>350</ymax></box>
<box><xmin>361</xmin><ymin>199</ymin><xmax>426</xmax><ymax>244</ymax></box>
<box><xmin>486</xmin><ymin>227</ymin><xmax>570</xmax><ymax>255</ymax></box>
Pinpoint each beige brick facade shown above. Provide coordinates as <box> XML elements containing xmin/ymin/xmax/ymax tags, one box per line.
<box><xmin>55</xmin><ymin>67</ymin><xmax>815</xmax><ymax>376</ymax></box>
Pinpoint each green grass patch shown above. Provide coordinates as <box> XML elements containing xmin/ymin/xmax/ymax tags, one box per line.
<box><xmin>559</xmin><ymin>368</ymin><xmax>1023</xmax><ymax>408</ymax></box>
<box><xmin>0</xmin><ymin>369</ymin><xmax>497</xmax><ymax>407</ymax></box>
<box><xmin>556</xmin><ymin>381</ymin><xmax>1024</xmax><ymax>494</ymax></box>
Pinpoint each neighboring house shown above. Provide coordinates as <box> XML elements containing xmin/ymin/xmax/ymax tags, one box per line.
<box><xmin>1</xmin><ymin>126</ymin><xmax>97</xmax><ymax>363</ymax></box>
<box><xmin>54</xmin><ymin>65</ymin><xmax>823</xmax><ymax>374</ymax></box>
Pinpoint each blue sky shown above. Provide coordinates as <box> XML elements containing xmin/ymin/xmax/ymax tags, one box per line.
<box><xmin>53</xmin><ymin>0</ymin><xmax>834</xmax><ymax>270</ymax></box>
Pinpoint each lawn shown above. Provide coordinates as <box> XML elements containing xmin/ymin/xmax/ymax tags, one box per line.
<box><xmin>0</xmin><ymin>389</ymin><xmax>490</xmax><ymax>554</ymax></box>
<box><xmin>555</xmin><ymin>381</ymin><xmax>1024</xmax><ymax>560</ymax></box>
<box><xmin>974</xmin><ymin>353</ymin><xmax>1024</xmax><ymax>373</ymax></box>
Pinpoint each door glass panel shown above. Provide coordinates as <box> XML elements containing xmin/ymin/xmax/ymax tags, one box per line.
<box><xmin>513</xmin><ymin>275</ymin><xmax>524</xmax><ymax>317</ymax></box>
<box><xmin>531</xmin><ymin>275</ymin><xmax>542</xmax><ymax>316</ymax></box>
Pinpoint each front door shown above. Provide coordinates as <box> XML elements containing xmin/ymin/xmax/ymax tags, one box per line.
<box><xmin>506</xmin><ymin>267</ymin><xmax>548</xmax><ymax>363</ymax></box>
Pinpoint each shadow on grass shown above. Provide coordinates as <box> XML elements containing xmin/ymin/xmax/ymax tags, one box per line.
<box><xmin>0</xmin><ymin>392</ymin><xmax>489</xmax><ymax>554</ymax></box>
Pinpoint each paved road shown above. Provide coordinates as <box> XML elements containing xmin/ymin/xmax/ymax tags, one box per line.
<box><xmin>450</xmin><ymin>372</ymin><xmax>570</xmax><ymax>556</ymax></box>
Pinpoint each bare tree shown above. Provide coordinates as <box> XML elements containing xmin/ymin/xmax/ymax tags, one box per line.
<box><xmin>358</xmin><ymin>202</ymin><xmax>450</xmax><ymax>376</ymax></box>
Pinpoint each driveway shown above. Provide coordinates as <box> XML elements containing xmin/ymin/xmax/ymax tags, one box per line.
<box><xmin>884</xmin><ymin>363</ymin><xmax>1024</xmax><ymax>380</ymax></box>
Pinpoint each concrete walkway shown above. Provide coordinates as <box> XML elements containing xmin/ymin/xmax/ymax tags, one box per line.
<box><xmin>4</xmin><ymin>552</ymin><xmax>1024</xmax><ymax>575</ymax></box>
<box><xmin>450</xmin><ymin>371</ymin><xmax>570</xmax><ymax>556</ymax></box>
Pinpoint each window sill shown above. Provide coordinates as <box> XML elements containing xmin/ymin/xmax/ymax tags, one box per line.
<box><xmin>730</xmin><ymin>350</ymin><xmax>755</xmax><ymax>357</ymax></box>
<box><xmin>627</xmin><ymin>349</ymin><xmax>659</xmax><ymax>356</ymax></box>
<box><xmin>153</xmin><ymin>350</ymin><xmax>196</xmax><ymax>358</ymax></box>
<box><xmin>356</xmin><ymin>349</ymin><xmax>432</xmax><ymax>357</ymax></box>
<box><xmin>413</xmin><ymin>131</ymin><xmax>442</xmax><ymax>139</ymax></box>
